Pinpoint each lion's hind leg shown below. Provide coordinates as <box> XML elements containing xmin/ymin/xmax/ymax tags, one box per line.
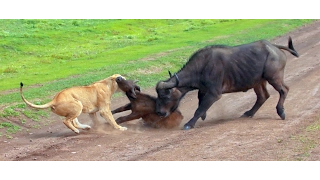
<box><xmin>57</xmin><ymin>99</ymin><xmax>83</xmax><ymax>134</ymax></box>
<box><xmin>72</xmin><ymin>118</ymin><xmax>91</xmax><ymax>130</ymax></box>
<box><xmin>63</xmin><ymin>116</ymin><xmax>80</xmax><ymax>134</ymax></box>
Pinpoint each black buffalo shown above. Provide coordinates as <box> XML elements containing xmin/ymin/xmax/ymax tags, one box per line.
<box><xmin>155</xmin><ymin>37</ymin><xmax>299</xmax><ymax>130</ymax></box>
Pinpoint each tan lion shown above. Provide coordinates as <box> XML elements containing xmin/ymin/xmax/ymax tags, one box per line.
<box><xmin>20</xmin><ymin>74</ymin><xmax>127</xmax><ymax>134</ymax></box>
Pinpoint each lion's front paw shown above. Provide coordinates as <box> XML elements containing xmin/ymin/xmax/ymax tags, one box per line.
<box><xmin>119</xmin><ymin>126</ymin><xmax>127</xmax><ymax>131</ymax></box>
<box><xmin>74</xmin><ymin>129</ymin><xmax>80</xmax><ymax>134</ymax></box>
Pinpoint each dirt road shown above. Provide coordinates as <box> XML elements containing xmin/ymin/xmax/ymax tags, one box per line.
<box><xmin>1</xmin><ymin>20</ymin><xmax>320</xmax><ymax>161</ymax></box>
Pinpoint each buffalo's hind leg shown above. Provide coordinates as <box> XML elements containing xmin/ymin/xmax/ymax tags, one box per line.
<box><xmin>268</xmin><ymin>79</ymin><xmax>289</xmax><ymax>120</ymax></box>
<box><xmin>241</xmin><ymin>80</ymin><xmax>270</xmax><ymax>118</ymax></box>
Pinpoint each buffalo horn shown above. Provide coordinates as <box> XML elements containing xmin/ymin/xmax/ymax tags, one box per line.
<box><xmin>156</xmin><ymin>73</ymin><xmax>180</xmax><ymax>89</ymax></box>
<box><xmin>174</xmin><ymin>73</ymin><xmax>179</xmax><ymax>86</ymax></box>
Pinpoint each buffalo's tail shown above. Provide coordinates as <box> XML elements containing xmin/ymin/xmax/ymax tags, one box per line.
<box><xmin>20</xmin><ymin>82</ymin><xmax>53</xmax><ymax>109</ymax></box>
<box><xmin>273</xmin><ymin>36</ymin><xmax>299</xmax><ymax>57</ymax></box>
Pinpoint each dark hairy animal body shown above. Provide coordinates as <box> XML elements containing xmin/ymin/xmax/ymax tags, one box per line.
<box><xmin>155</xmin><ymin>37</ymin><xmax>299</xmax><ymax>130</ymax></box>
<box><xmin>112</xmin><ymin>77</ymin><xmax>183</xmax><ymax>129</ymax></box>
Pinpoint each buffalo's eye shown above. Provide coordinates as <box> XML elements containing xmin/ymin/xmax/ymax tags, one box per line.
<box><xmin>165</xmin><ymin>89</ymin><xmax>171</xmax><ymax>95</ymax></box>
<box><xmin>157</xmin><ymin>89</ymin><xmax>172</xmax><ymax>99</ymax></box>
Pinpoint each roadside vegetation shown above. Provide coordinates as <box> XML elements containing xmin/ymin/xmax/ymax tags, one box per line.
<box><xmin>280</xmin><ymin>115</ymin><xmax>320</xmax><ymax>161</ymax></box>
<box><xmin>0</xmin><ymin>19</ymin><xmax>315</xmax><ymax>138</ymax></box>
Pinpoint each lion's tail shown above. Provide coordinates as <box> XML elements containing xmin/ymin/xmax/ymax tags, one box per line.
<box><xmin>20</xmin><ymin>82</ymin><xmax>53</xmax><ymax>109</ymax></box>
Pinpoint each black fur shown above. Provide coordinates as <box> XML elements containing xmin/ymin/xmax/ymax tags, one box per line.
<box><xmin>156</xmin><ymin>37</ymin><xmax>299</xmax><ymax>130</ymax></box>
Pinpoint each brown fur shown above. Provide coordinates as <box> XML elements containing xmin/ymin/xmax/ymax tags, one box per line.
<box><xmin>112</xmin><ymin>77</ymin><xmax>183</xmax><ymax>129</ymax></box>
<box><xmin>20</xmin><ymin>74</ymin><xmax>127</xmax><ymax>134</ymax></box>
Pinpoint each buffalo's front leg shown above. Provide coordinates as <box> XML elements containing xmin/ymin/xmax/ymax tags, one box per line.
<box><xmin>241</xmin><ymin>80</ymin><xmax>270</xmax><ymax>118</ymax></box>
<box><xmin>112</xmin><ymin>103</ymin><xmax>131</xmax><ymax>114</ymax></box>
<box><xmin>183</xmin><ymin>92</ymin><xmax>221</xmax><ymax>130</ymax></box>
<box><xmin>116</xmin><ymin>112</ymin><xmax>142</xmax><ymax>124</ymax></box>
<box><xmin>198</xmin><ymin>90</ymin><xmax>208</xmax><ymax>120</ymax></box>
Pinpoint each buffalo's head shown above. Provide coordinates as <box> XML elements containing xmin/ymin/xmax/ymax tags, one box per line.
<box><xmin>116</xmin><ymin>76</ymin><xmax>140</xmax><ymax>99</ymax></box>
<box><xmin>155</xmin><ymin>72</ymin><xmax>182</xmax><ymax>117</ymax></box>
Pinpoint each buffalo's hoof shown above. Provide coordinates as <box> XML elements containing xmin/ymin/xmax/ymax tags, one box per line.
<box><xmin>201</xmin><ymin>113</ymin><xmax>207</xmax><ymax>121</ymax></box>
<box><xmin>240</xmin><ymin>114</ymin><xmax>248</xmax><ymax>118</ymax></box>
<box><xmin>183</xmin><ymin>124</ymin><xmax>194</xmax><ymax>130</ymax></box>
<box><xmin>279</xmin><ymin>112</ymin><xmax>286</xmax><ymax>120</ymax></box>
<box><xmin>240</xmin><ymin>112</ymin><xmax>252</xmax><ymax>118</ymax></box>
<box><xmin>277</xmin><ymin>108</ymin><xmax>285</xmax><ymax>120</ymax></box>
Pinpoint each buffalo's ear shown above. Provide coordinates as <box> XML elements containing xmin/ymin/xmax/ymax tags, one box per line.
<box><xmin>126</xmin><ymin>88</ymin><xmax>137</xmax><ymax>99</ymax></box>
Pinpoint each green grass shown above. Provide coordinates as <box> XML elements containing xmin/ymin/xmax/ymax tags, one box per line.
<box><xmin>0</xmin><ymin>19</ymin><xmax>315</xmax><ymax>138</ymax></box>
<box><xmin>0</xmin><ymin>19</ymin><xmax>314</xmax><ymax>93</ymax></box>
<box><xmin>0</xmin><ymin>106</ymin><xmax>20</xmax><ymax>117</ymax></box>
<box><xmin>0</xmin><ymin>122</ymin><xmax>21</xmax><ymax>135</ymax></box>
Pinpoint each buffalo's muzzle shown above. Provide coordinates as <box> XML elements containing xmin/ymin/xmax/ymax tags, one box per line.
<box><xmin>156</xmin><ymin>111</ymin><xmax>168</xmax><ymax>118</ymax></box>
<box><xmin>116</xmin><ymin>76</ymin><xmax>123</xmax><ymax>82</ymax></box>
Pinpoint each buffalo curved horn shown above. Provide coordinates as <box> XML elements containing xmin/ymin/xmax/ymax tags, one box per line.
<box><xmin>156</xmin><ymin>73</ymin><xmax>180</xmax><ymax>89</ymax></box>
<box><xmin>168</xmin><ymin>70</ymin><xmax>172</xmax><ymax>78</ymax></box>
<box><xmin>174</xmin><ymin>73</ymin><xmax>179</xmax><ymax>86</ymax></box>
